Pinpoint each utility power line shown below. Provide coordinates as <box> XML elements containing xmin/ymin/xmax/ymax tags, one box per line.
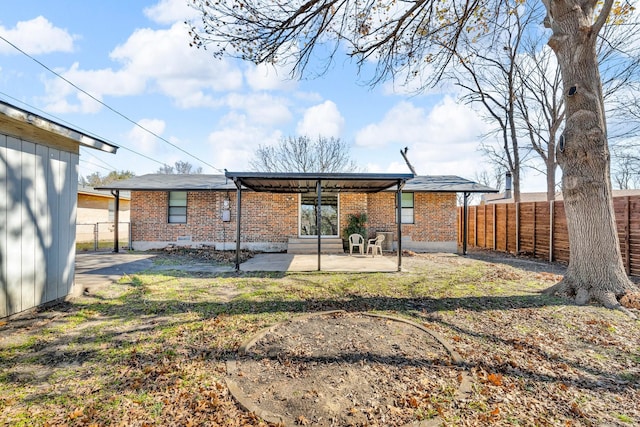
<box><xmin>0</xmin><ymin>35</ymin><xmax>223</xmax><ymax>173</ymax></box>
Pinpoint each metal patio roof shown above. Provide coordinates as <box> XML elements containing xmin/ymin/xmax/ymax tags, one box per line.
<box><xmin>224</xmin><ymin>171</ymin><xmax>415</xmax><ymax>193</ymax></box>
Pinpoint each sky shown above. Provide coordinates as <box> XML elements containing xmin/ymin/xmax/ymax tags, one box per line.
<box><xmin>0</xmin><ymin>0</ymin><xmax>549</xmax><ymax>191</ymax></box>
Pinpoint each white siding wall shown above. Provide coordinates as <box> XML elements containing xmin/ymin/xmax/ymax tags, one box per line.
<box><xmin>0</xmin><ymin>134</ymin><xmax>78</xmax><ymax>317</ymax></box>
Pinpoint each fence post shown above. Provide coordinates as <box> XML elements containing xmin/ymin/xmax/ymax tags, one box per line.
<box><xmin>474</xmin><ymin>206</ymin><xmax>478</xmax><ymax>247</ymax></box>
<box><xmin>484</xmin><ymin>204</ymin><xmax>488</xmax><ymax>249</ymax></box>
<box><xmin>549</xmin><ymin>201</ymin><xmax>554</xmax><ymax>262</ymax></box>
<box><xmin>625</xmin><ymin>196</ymin><xmax>631</xmax><ymax>275</ymax></box>
<box><xmin>532</xmin><ymin>202</ymin><xmax>537</xmax><ymax>257</ymax></box>
<box><xmin>504</xmin><ymin>204</ymin><xmax>509</xmax><ymax>252</ymax></box>
<box><xmin>93</xmin><ymin>223</ymin><xmax>98</xmax><ymax>251</ymax></box>
<box><xmin>493</xmin><ymin>203</ymin><xmax>498</xmax><ymax>251</ymax></box>
<box><xmin>128</xmin><ymin>222</ymin><xmax>133</xmax><ymax>251</ymax></box>
<box><xmin>515</xmin><ymin>202</ymin><xmax>520</xmax><ymax>254</ymax></box>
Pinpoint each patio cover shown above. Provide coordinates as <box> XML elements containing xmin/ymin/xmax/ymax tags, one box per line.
<box><xmin>225</xmin><ymin>171</ymin><xmax>415</xmax><ymax>193</ymax></box>
<box><xmin>225</xmin><ymin>171</ymin><xmax>415</xmax><ymax>272</ymax></box>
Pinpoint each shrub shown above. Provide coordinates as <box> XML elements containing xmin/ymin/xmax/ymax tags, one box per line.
<box><xmin>343</xmin><ymin>213</ymin><xmax>368</xmax><ymax>249</ymax></box>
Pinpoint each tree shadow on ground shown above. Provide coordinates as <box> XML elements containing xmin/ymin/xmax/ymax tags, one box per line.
<box><xmin>463</xmin><ymin>249</ymin><xmax>568</xmax><ymax>275</ymax></box>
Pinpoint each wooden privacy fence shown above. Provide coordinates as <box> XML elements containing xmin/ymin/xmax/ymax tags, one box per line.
<box><xmin>457</xmin><ymin>195</ymin><xmax>640</xmax><ymax>277</ymax></box>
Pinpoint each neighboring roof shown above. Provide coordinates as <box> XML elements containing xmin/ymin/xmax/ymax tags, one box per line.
<box><xmin>95</xmin><ymin>174</ymin><xmax>236</xmax><ymax>191</ymax></box>
<box><xmin>97</xmin><ymin>173</ymin><xmax>499</xmax><ymax>193</ymax></box>
<box><xmin>397</xmin><ymin>175</ymin><xmax>498</xmax><ymax>193</ymax></box>
<box><xmin>225</xmin><ymin>171</ymin><xmax>415</xmax><ymax>193</ymax></box>
<box><xmin>0</xmin><ymin>100</ymin><xmax>118</xmax><ymax>153</ymax></box>
<box><xmin>484</xmin><ymin>192</ymin><xmax>552</xmax><ymax>204</ymax></box>
<box><xmin>78</xmin><ymin>185</ymin><xmax>131</xmax><ymax>200</ymax></box>
<box><xmin>485</xmin><ymin>189</ymin><xmax>640</xmax><ymax>204</ymax></box>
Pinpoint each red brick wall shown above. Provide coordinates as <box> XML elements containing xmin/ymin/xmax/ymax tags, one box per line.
<box><xmin>339</xmin><ymin>193</ymin><xmax>368</xmax><ymax>236</ymax></box>
<box><xmin>131</xmin><ymin>190</ymin><xmax>456</xmax><ymax>246</ymax></box>
<box><xmin>131</xmin><ymin>191</ymin><xmax>298</xmax><ymax>244</ymax></box>
<box><xmin>237</xmin><ymin>193</ymin><xmax>298</xmax><ymax>242</ymax></box>
<box><xmin>367</xmin><ymin>192</ymin><xmax>457</xmax><ymax>241</ymax></box>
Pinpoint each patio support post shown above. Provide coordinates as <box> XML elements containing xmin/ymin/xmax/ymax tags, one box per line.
<box><xmin>316</xmin><ymin>180</ymin><xmax>322</xmax><ymax>271</ymax></box>
<box><xmin>111</xmin><ymin>190</ymin><xmax>120</xmax><ymax>253</ymax></box>
<box><xmin>462</xmin><ymin>192</ymin><xmax>470</xmax><ymax>255</ymax></box>
<box><xmin>396</xmin><ymin>180</ymin><xmax>404</xmax><ymax>271</ymax></box>
<box><xmin>234</xmin><ymin>179</ymin><xmax>242</xmax><ymax>271</ymax></box>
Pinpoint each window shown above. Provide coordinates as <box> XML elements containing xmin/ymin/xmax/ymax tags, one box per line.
<box><xmin>168</xmin><ymin>191</ymin><xmax>187</xmax><ymax>223</ymax></box>
<box><xmin>400</xmin><ymin>192</ymin><xmax>414</xmax><ymax>224</ymax></box>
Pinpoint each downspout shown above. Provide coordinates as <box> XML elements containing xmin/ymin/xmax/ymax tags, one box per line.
<box><xmin>111</xmin><ymin>190</ymin><xmax>120</xmax><ymax>253</ymax></box>
<box><xmin>234</xmin><ymin>179</ymin><xmax>242</xmax><ymax>271</ymax></box>
<box><xmin>396</xmin><ymin>180</ymin><xmax>405</xmax><ymax>271</ymax></box>
<box><xmin>462</xmin><ymin>192</ymin><xmax>470</xmax><ymax>255</ymax></box>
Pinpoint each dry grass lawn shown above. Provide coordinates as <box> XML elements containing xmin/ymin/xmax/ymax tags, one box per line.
<box><xmin>0</xmin><ymin>251</ymin><xmax>639</xmax><ymax>426</ymax></box>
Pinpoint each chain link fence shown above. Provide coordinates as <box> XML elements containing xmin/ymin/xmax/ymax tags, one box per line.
<box><xmin>76</xmin><ymin>222</ymin><xmax>131</xmax><ymax>252</ymax></box>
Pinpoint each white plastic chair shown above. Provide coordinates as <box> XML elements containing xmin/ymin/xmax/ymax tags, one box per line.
<box><xmin>348</xmin><ymin>233</ymin><xmax>365</xmax><ymax>255</ymax></box>
<box><xmin>366</xmin><ymin>234</ymin><xmax>385</xmax><ymax>257</ymax></box>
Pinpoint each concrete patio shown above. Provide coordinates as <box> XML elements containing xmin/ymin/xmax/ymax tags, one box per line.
<box><xmin>75</xmin><ymin>253</ymin><xmax>402</xmax><ymax>295</ymax></box>
<box><xmin>239</xmin><ymin>253</ymin><xmax>400</xmax><ymax>272</ymax></box>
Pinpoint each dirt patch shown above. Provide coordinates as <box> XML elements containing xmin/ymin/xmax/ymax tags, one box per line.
<box><xmin>160</xmin><ymin>246</ymin><xmax>256</xmax><ymax>264</ymax></box>
<box><xmin>228</xmin><ymin>311</ymin><xmax>465</xmax><ymax>426</ymax></box>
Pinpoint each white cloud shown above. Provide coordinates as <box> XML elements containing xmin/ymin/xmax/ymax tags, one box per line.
<box><xmin>245</xmin><ymin>62</ymin><xmax>298</xmax><ymax>91</ymax></box>
<box><xmin>225</xmin><ymin>93</ymin><xmax>292</xmax><ymax>125</ymax></box>
<box><xmin>293</xmin><ymin>91</ymin><xmax>324</xmax><ymax>103</ymax></box>
<box><xmin>125</xmin><ymin>118</ymin><xmax>167</xmax><ymax>154</ymax></box>
<box><xmin>41</xmin><ymin>61</ymin><xmax>147</xmax><ymax>113</ymax></box>
<box><xmin>42</xmin><ymin>22</ymin><xmax>243</xmax><ymax>112</ymax></box>
<box><xmin>355</xmin><ymin>97</ymin><xmax>489</xmax><ymax>175</ymax></box>
<box><xmin>296</xmin><ymin>100</ymin><xmax>345</xmax><ymax>138</ymax></box>
<box><xmin>0</xmin><ymin>16</ymin><xmax>76</xmax><ymax>55</ymax></box>
<box><xmin>111</xmin><ymin>22</ymin><xmax>243</xmax><ymax>97</ymax></box>
<box><xmin>144</xmin><ymin>0</ymin><xmax>201</xmax><ymax>25</ymax></box>
<box><xmin>207</xmin><ymin>113</ymin><xmax>283</xmax><ymax>170</ymax></box>
<box><xmin>355</xmin><ymin>97</ymin><xmax>487</xmax><ymax>149</ymax></box>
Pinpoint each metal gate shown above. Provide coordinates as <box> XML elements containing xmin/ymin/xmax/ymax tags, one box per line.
<box><xmin>76</xmin><ymin>222</ymin><xmax>131</xmax><ymax>252</ymax></box>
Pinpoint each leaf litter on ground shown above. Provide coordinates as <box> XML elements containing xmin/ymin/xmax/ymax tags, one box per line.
<box><xmin>0</xmin><ymin>249</ymin><xmax>638</xmax><ymax>426</ymax></box>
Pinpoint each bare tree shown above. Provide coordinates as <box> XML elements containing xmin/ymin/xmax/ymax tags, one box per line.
<box><xmin>612</xmin><ymin>146</ymin><xmax>640</xmax><ymax>189</ymax></box>
<box><xmin>456</xmin><ymin>6</ymin><xmax>640</xmax><ymax>204</ymax></box>
<box><xmin>83</xmin><ymin>170</ymin><xmax>135</xmax><ymax>187</ymax></box>
<box><xmin>189</xmin><ymin>0</ymin><xmax>639</xmax><ymax>312</ymax></box>
<box><xmin>457</xmin><ymin>167</ymin><xmax>505</xmax><ymax>205</ymax></box>
<box><xmin>156</xmin><ymin>161</ymin><xmax>203</xmax><ymax>174</ymax></box>
<box><xmin>513</xmin><ymin>13</ymin><xmax>640</xmax><ymax>202</ymax></box>
<box><xmin>450</xmin><ymin>4</ymin><xmax>543</xmax><ymax>203</ymax></box>
<box><xmin>250</xmin><ymin>136</ymin><xmax>358</xmax><ymax>173</ymax></box>
<box><xmin>515</xmin><ymin>41</ymin><xmax>564</xmax><ymax>201</ymax></box>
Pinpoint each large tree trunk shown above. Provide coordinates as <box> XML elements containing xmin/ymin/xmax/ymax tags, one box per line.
<box><xmin>543</xmin><ymin>0</ymin><xmax>638</xmax><ymax>309</ymax></box>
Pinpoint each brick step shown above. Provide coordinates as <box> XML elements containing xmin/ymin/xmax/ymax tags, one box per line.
<box><xmin>287</xmin><ymin>238</ymin><xmax>344</xmax><ymax>254</ymax></box>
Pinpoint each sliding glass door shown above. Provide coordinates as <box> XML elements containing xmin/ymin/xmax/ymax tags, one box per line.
<box><xmin>300</xmin><ymin>193</ymin><xmax>339</xmax><ymax>237</ymax></box>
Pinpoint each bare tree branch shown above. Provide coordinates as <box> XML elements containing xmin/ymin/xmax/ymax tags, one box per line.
<box><xmin>250</xmin><ymin>135</ymin><xmax>359</xmax><ymax>172</ymax></box>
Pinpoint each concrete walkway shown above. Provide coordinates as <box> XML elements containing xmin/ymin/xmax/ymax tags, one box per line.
<box><xmin>240</xmin><ymin>253</ymin><xmax>400</xmax><ymax>272</ymax></box>
<box><xmin>74</xmin><ymin>252</ymin><xmax>401</xmax><ymax>294</ymax></box>
<box><xmin>75</xmin><ymin>252</ymin><xmax>158</xmax><ymax>293</ymax></box>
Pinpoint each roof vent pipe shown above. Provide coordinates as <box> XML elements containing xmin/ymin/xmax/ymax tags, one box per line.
<box><xmin>505</xmin><ymin>171</ymin><xmax>512</xmax><ymax>200</ymax></box>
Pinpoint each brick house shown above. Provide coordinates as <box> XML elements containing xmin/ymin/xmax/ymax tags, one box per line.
<box><xmin>99</xmin><ymin>173</ymin><xmax>495</xmax><ymax>254</ymax></box>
